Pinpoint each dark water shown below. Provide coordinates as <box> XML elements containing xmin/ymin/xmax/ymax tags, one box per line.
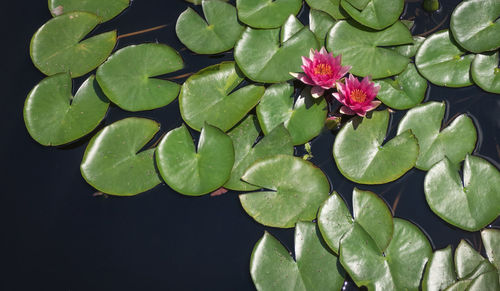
<box><xmin>2</xmin><ymin>0</ymin><xmax>499</xmax><ymax>290</ymax></box>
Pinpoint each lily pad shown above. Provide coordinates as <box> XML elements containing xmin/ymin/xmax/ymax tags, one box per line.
<box><xmin>471</xmin><ymin>51</ymin><xmax>500</xmax><ymax>94</ymax></box>
<box><xmin>234</xmin><ymin>18</ymin><xmax>319</xmax><ymax>83</ymax></box>
<box><xmin>80</xmin><ymin>118</ymin><xmax>162</xmax><ymax>196</ymax></box>
<box><xmin>317</xmin><ymin>188</ymin><xmax>394</xmax><ymax>254</ymax></box>
<box><xmin>375</xmin><ymin>63</ymin><xmax>427</xmax><ymax>110</ymax></box>
<box><xmin>305</xmin><ymin>0</ymin><xmax>346</xmax><ymax>20</ymax></box>
<box><xmin>326</xmin><ymin>20</ymin><xmax>412</xmax><ymax>79</ymax></box>
<box><xmin>48</xmin><ymin>0</ymin><xmax>130</xmax><ymax>22</ymax></box>
<box><xmin>185</xmin><ymin>0</ymin><xmax>228</xmax><ymax>4</ymax></box>
<box><xmin>390</xmin><ymin>36</ymin><xmax>425</xmax><ymax>58</ymax></box>
<box><xmin>156</xmin><ymin>123</ymin><xmax>234</xmax><ymax>196</ymax></box>
<box><xmin>250</xmin><ymin>222</ymin><xmax>345</xmax><ymax>291</ymax></box>
<box><xmin>415</xmin><ymin>30</ymin><xmax>474</xmax><ymax>88</ymax></box>
<box><xmin>340</xmin><ymin>218</ymin><xmax>432</xmax><ymax>290</ymax></box>
<box><xmin>176</xmin><ymin>0</ymin><xmax>244</xmax><ymax>54</ymax></box>
<box><xmin>225</xmin><ymin>115</ymin><xmax>294</xmax><ymax>191</ymax></box>
<box><xmin>239</xmin><ymin>155</ymin><xmax>330</xmax><ymax>228</ymax></box>
<box><xmin>422</xmin><ymin>230</ymin><xmax>500</xmax><ymax>291</ymax></box>
<box><xmin>397</xmin><ymin>102</ymin><xmax>477</xmax><ymax>170</ymax></box>
<box><xmin>236</xmin><ymin>0</ymin><xmax>302</xmax><ymax>29</ymax></box>
<box><xmin>450</xmin><ymin>0</ymin><xmax>500</xmax><ymax>53</ymax></box>
<box><xmin>340</xmin><ymin>0</ymin><xmax>404</xmax><ymax>30</ymax></box>
<box><xmin>179</xmin><ymin>62</ymin><xmax>265</xmax><ymax>132</ymax></box>
<box><xmin>309</xmin><ymin>9</ymin><xmax>336</xmax><ymax>46</ymax></box>
<box><xmin>30</xmin><ymin>12</ymin><xmax>116</xmax><ymax>77</ymax></box>
<box><xmin>24</xmin><ymin>73</ymin><xmax>109</xmax><ymax>146</ymax></box>
<box><xmin>424</xmin><ymin>155</ymin><xmax>500</xmax><ymax>231</ymax></box>
<box><xmin>256</xmin><ymin>83</ymin><xmax>328</xmax><ymax>145</ymax></box>
<box><xmin>96</xmin><ymin>43</ymin><xmax>183</xmax><ymax>112</ymax></box>
<box><xmin>333</xmin><ymin>109</ymin><xmax>419</xmax><ymax>184</ymax></box>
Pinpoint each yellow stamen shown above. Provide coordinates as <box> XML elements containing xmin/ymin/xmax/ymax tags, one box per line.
<box><xmin>314</xmin><ymin>63</ymin><xmax>332</xmax><ymax>75</ymax></box>
<box><xmin>350</xmin><ymin>89</ymin><xmax>367</xmax><ymax>103</ymax></box>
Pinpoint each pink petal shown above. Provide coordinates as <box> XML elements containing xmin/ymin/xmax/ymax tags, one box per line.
<box><xmin>311</xmin><ymin>86</ymin><xmax>325</xmax><ymax>98</ymax></box>
<box><xmin>362</xmin><ymin>101</ymin><xmax>381</xmax><ymax>112</ymax></box>
<box><xmin>340</xmin><ymin>106</ymin><xmax>356</xmax><ymax>115</ymax></box>
<box><xmin>297</xmin><ymin>74</ymin><xmax>315</xmax><ymax>86</ymax></box>
<box><xmin>302</xmin><ymin>56</ymin><xmax>313</xmax><ymax>66</ymax></box>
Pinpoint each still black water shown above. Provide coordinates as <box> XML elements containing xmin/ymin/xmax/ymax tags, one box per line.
<box><xmin>1</xmin><ymin>0</ymin><xmax>499</xmax><ymax>290</ymax></box>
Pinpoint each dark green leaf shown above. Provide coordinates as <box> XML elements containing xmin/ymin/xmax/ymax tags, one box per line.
<box><xmin>24</xmin><ymin>73</ymin><xmax>108</xmax><ymax>146</ymax></box>
<box><xmin>309</xmin><ymin>9</ymin><xmax>337</xmax><ymax>46</ymax></box>
<box><xmin>390</xmin><ymin>36</ymin><xmax>425</xmax><ymax>58</ymax></box>
<box><xmin>96</xmin><ymin>43</ymin><xmax>183</xmax><ymax>112</ymax></box>
<box><xmin>156</xmin><ymin>123</ymin><xmax>234</xmax><ymax>196</ymax></box>
<box><xmin>48</xmin><ymin>0</ymin><xmax>129</xmax><ymax>22</ymax></box>
<box><xmin>236</xmin><ymin>0</ymin><xmax>302</xmax><ymax>29</ymax></box>
<box><xmin>471</xmin><ymin>51</ymin><xmax>500</xmax><ymax>94</ymax></box>
<box><xmin>30</xmin><ymin>12</ymin><xmax>116</xmax><ymax>77</ymax></box>
<box><xmin>340</xmin><ymin>0</ymin><xmax>404</xmax><ymax>30</ymax></box>
<box><xmin>305</xmin><ymin>0</ymin><xmax>346</xmax><ymax>20</ymax></box>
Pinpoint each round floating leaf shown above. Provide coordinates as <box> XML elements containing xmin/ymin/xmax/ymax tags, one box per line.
<box><xmin>176</xmin><ymin>0</ymin><xmax>244</xmax><ymax>54</ymax></box>
<box><xmin>256</xmin><ymin>84</ymin><xmax>328</xmax><ymax>145</ymax></box>
<box><xmin>309</xmin><ymin>9</ymin><xmax>336</xmax><ymax>46</ymax></box>
<box><xmin>340</xmin><ymin>0</ymin><xmax>404</xmax><ymax>30</ymax></box>
<box><xmin>415</xmin><ymin>30</ymin><xmax>474</xmax><ymax>87</ymax></box>
<box><xmin>424</xmin><ymin>155</ymin><xmax>500</xmax><ymax>231</ymax></box>
<box><xmin>305</xmin><ymin>0</ymin><xmax>346</xmax><ymax>20</ymax></box>
<box><xmin>317</xmin><ymin>188</ymin><xmax>393</xmax><ymax>254</ymax></box>
<box><xmin>455</xmin><ymin>239</ymin><xmax>489</xmax><ymax>280</ymax></box>
<box><xmin>24</xmin><ymin>73</ymin><xmax>109</xmax><ymax>146</ymax></box>
<box><xmin>156</xmin><ymin>123</ymin><xmax>234</xmax><ymax>196</ymax></box>
<box><xmin>482</xmin><ymin>229</ymin><xmax>500</xmax><ymax>274</ymax></box>
<box><xmin>234</xmin><ymin>19</ymin><xmax>319</xmax><ymax>83</ymax></box>
<box><xmin>397</xmin><ymin>102</ymin><xmax>477</xmax><ymax>170</ymax></box>
<box><xmin>390</xmin><ymin>36</ymin><xmax>425</xmax><ymax>58</ymax></box>
<box><xmin>327</xmin><ymin>21</ymin><xmax>412</xmax><ymax>79</ymax></box>
<box><xmin>239</xmin><ymin>155</ymin><xmax>330</xmax><ymax>228</ymax></box>
<box><xmin>340</xmin><ymin>218</ymin><xmax>432</xmax><ymax>291</ymax></box>
<box><xmin>450</xmin><ymin>0</ymin><xmax>500</xmax><ymax>53</ymax></box>
<box><xmin>250</xmin><ymin>222</ymin><xmax>345</xmax><ymax>291</ymax></box>
<box><xmin>48</xmin><ymin>0</ymin><xmax>129</xmax><ymax>22</ymax></box>
<box><xmin>225</xmin><ymin>115</ymin><xmax>293</xmax><ymax>191</ymax></box>
<box><xmin>333</xmin><ymin>109</ymin><xmax>419</xmax><ymax>184</ymax></box>
<box><xmin>375</xmin><ymin>63</ymin><xmax>427</xmax><ymax>110</ymax></box>
<box><xmin>422</xmin><ymin>246</ymin><xmax>457</xmax><ymax>291</ymax></box>
<box><xmin>236</xmin><ymin>0</ymin><xmax>302</xmax><ymax>29</ymax></box>
<box><xmin>96</xmin><ymin>43</ymin><xmax>183</xmax><ymax>112</ymax></box>
<box><xmin>30</xmin><ymin>12</ymin><xmax>116</xmax><ymax>77</ymax></box>
<box><xmin>468</xmin><ymin>271</ymin><xmax>500</xmax><ymax>291</ymax></box>
<box><xmin>471</xmin><ymin>51</ymin><xmax>500</xmax><ymax>94</ymax></box>
<box><xmin>179</xmin><ymin>62</ymin><xmax>264</xmax><ymax>132</ymax></box>
<box><xmin>80</xmin><ymin>118</ymin><xmax>162</xmax><ymax>196</ymax></box>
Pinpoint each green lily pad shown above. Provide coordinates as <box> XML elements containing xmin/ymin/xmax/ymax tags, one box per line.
<box><xmin>24</xmin><ymin>73</ymin><xmax>108</xmax><ymax>146</ymax></box>
<box><xmin>423</xmin><ymin>230</ymin><xmax>500</xmax><ymax>291</ymax></box>
<box><xmin>305</xmin><ymin>0</ymin><xmax>346</xmax><ymax>20</ymax></box>
<box><xmin>236</xmin><ymin>0</ymin><xmax>302</xmax><ymax>29</ymax></box>
<box><xmin>30</xmin><ymin>12</ymin><xmax>116</xmax><ymax>78</ymax></box>
<box><xmin>256</xmin><ymin>83</ymin><xmax>328</xmax><ymax>145</ymax></box>
<box><xmin>375</xmin><ymin>63</ymin><xmax>427</xmax><ymax>110</ymax></box>
<box><xmin>179</xmin><ymin>62</ymin><xmax>264</xmax><ymax>132</ymax></box>
<box><xmin>450</xmin><ymin>0</ymin><xmax>500</xmax><ymax>53</ymax></box>
<box><xmin>234</xmin><ymin>18</ymin><xmax>319</xmax><ymax>83</ymax></box>
<box><xmin>340</xmin><ymin>0</ymin><xmax>404</xmax><ymax>30</ymax></box>
<box><xmin>239</xmin><ymin>155</ymin><xmax>330</xmax><ymax>228</ymax></box>
<box><xmin>326</xmin><ymin>20</ymin><xmax>412</xmax><ymax>79</ymax></box>
<box><xmin>250</xmin><ymin>222</ymin><xmax>345</xmax><ymax>291</ymax></box>
<box><xmin>397</xmin><ymin>102</ymin><xmax>477</xmax><ymax>170</ymax></box>
<box><xmin>96</xmin><ymin>43</ymin><xmax>183</xmax><ymax>112</ymax></box>
<box><xmin>390</xmin><ymin>36</ymin><xmax>425</xmax><ymax>58</ymax></box>
<box><xmin>80</xmin><ymin>118</ymin><xmax>162</xmax><ymax>196</ymax></box>
<box><xmin>317</xmin><ymin>188</ymin><xmax>394</xmax><ymax>254</ymax></box>
<box><xmin>185</xmin><ymin>0</ymin><xmax>228</xmax><ymax>4</ymax></box>
<box><xmin>340</xmin><ymin>218</ymin><xmax>432</xmax><ymax>290</ymax></box>
<box><xmin>333</xmin><ymin>109</ymin><xmax>419</xmax><ymax>184</ymax></box>
<box><xmin>309</xmin><ymin>9</ymin><xmax>336</xmax><ymax>46</ymax></box>
<box><xmin>48</xmin><ymin>0</ymin><xmax>129</xmax><ymax>22</ymax></box>
<box><xmin>424</xmin><ymin>155</ymin><xmax>500</xmax><ymax>231</ymax></box>
<box><xmin>176</xmin><ymin>0</ymin><xmax>244</xmax><ymax>54</ymax></box>
<box><xmin>156</xmin><ymin>123</ymin><xmax>234</xmax><ymax>196</ymax></box>
<box><xmin>471</xmin><ymin>51</ymin><xmax>500</xmax><ymax>94</ymax></box>
<box><xmin>415</xmin><ymin>30</ymin><xmax>474</xmax><ymax>88</ymax></box>
<box><xmin>225</xmin><ymin>115</ymin><xmax>293</xmax><ymax>191</ymax></box>
<box><xmin>422</xmin><ymin>246</ymin><xmax>456</xmax><ymax>291</ymax></box>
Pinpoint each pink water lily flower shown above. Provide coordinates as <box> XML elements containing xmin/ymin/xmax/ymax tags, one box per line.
<box><xmin>290</xmin><ymin>47</ymin><xmax>351</xmax><ymax>98</ymax></box>
<box><xmin>333</xmin><ymin>74</ymin><xmax>381</xmax><ymax>117</ymax></box>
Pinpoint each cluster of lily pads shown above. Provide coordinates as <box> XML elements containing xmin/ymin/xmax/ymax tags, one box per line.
<box><xmin>23</xmin><ymin>0</ymin><xmax>500</xmax><ymax>290</ymax></box>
